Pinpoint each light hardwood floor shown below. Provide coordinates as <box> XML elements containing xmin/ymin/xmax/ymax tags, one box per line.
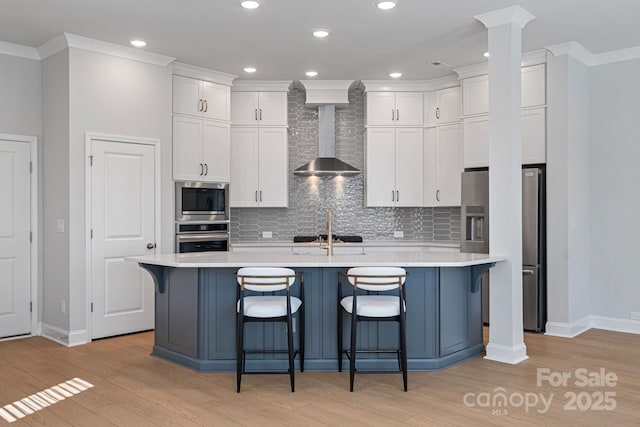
<box><xmin>1</xmin><ymin>328</ymin><xmax>639</xmax><ymax>426</ymax></box>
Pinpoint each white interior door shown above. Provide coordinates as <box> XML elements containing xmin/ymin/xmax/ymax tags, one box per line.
<box><xmin>0</xmin><ymin>140</ymin><xmax>31</xmax><ymax>338</ymax></box>
<box><xmin>91</xmin><ymin>139</ymin><xmax>156</xmax><ymax>339</ymax></box>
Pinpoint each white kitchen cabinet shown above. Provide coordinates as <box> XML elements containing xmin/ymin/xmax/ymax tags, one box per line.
<box><xmin>462</xmin><ymin>107</ymin><xmax>546</xmax><ymax>167</ymax></box>
<box><xmin>231</xmin><ymin>91</ymin><xmax>288</xmax><ymax>126</ymax></box>
<box><xmin>424</xmin><ymin>87</ymin><xmax>461</xmax><ymax>126</ymax></box>
<box><xmin>230</xmin><ymin>127</ymin><xmax>288</xmax><ymax>207</ymax></box>
<box><xmin>173</xmin><ymin>75</ymin><xmax>230</xmax><ymax>122</ymax></box>
<box><xmin>366</xmin><ymin>92</ymin><xmax>423</xmax><ymax>126</ymax></box>
<box><xmin>173</xmin><ymin>116</ymin><xmax>230</xmax><ymax>182</ymax></box>
<box><xmin>424</xmin><ymin>124</ymin><xmax>462</xmax><ymax>206</ymax></box>
<box><xmin>461</xmin><ymin>64</ymin><xmax>546</xmax><ymax>116</ymax></box>
<box><xmin>365</xmin><ymin>127</ymin><xmax>423</xmax><ymax>207</ymax></box>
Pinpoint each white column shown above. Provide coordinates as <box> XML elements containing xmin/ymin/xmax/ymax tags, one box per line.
<box><xmin>475</xmin><ymin>6</ymin><xmax>534</xmax><ymax>364</ymax></box>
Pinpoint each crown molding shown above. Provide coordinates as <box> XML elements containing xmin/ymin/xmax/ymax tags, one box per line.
<box><xmin>172</xmin><ymin>62</ymin><xmax>237</xmax><ymax>86</ymax></box>
<box><xmin>593</xmin><ymin>45</ymin><xmax>640</xmax><ymax>66</ymax></box>
<box><xmin>37</xmin><ymin>33</ymin><xmax>175</xmax><ymax>66</ymax></box>
<box><xmin>0</xmin><ymin>41</ymin><xmax>39</xmax><ymax>60</ymax></box>
<box><xmin>231</xmin><ymin>80</ymin><xmax>293</xmax><ymax>92</ymax></box>
<box><xmin>474</xmin><ymin>5</ymin><xmax>535</xmax><ymax>29</ymax></box>
<box><xmin>452</xmin><ymin>49</ymin><xmax>547</xmax><ymax>80</ymax></box>
<box><xmin>546</xmin><ymin>41</ymin><xmax>594</xmax><ymax>66</ymax></box>
<box><xmin>361</xmin><ymin>80</ymin><xmax>429</xmax><ymax>92</ymax></box>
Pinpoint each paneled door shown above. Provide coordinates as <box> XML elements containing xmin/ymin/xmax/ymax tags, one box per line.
<box><xmin>90</xmin><ymin>138</ymin><xmax>156</xmax><ymax>339</ymax></box>
<box><xmin>0</xmin><ymin>140</ymin><xmax>31</xmax><ymax>338</ymax></box>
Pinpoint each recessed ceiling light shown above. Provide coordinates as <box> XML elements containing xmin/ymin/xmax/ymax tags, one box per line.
<box><xmin>389</xmin><ymin>72</ymin><xmax>402</xmax><ymax>78</ymax></box>
<box><xmin>483</xmin><ymin>52</ymin><xmax>490</xmax><ymax>58</ymax></box>
<box><xmin>376</xmin><ymin>0</ymin><xmax>397</xmax><ymax>10</ymax></box>
<box><xmin>130</xmin><ymin>40</ymin><xmax>146</xmax><ymax>48</ymax></box>
<box><xmin>239</xmin><ymin>0</ymin><xmax>261</xmax><ymax>9</ymax></box>
<box><xmin>243</xmin><ymin>67</ymin><xmax>257</xmax><ymax>73</ymax></box>
<box><xmin>305</xmin><ymin>71</ymin><xmax>318</xmax><ymax>77</ymax></box>
<box><xmin>313</xmin><ymin>30</ymin><xmax>329</xmax><ymax>38</ymax></box>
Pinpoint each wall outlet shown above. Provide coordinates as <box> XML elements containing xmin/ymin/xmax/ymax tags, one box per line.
<box><xmin>630</xmin><ymin>312</ymin><xmax>640</xmax><ymax>320</ymax></box>
<box><xmin>56</xmin><ymin>219</ymin><xmax>65</xmax><ymax>233</ymax></box>
<box><xmin>60</xmin><ymin>299</ymin><xmax>66</xmax><ymax>315</ymax></box>
<box><xmin>262</xmin><ymin>231</ymin><xmax>273</xmax><ymax>239</ymax></box>
<box><xmin>394</xmin><ymin>231</ymin><xmax>404</xmax><ymax>238</ymax></box>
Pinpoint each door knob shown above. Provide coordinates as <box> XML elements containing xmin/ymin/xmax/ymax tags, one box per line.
<box><xmin>147</xmin><ymin>243</ymin><xmax>156</xmax><ymax>250</ymax></box>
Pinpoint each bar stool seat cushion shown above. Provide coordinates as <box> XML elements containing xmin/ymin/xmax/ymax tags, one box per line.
<box><xmin>340</xmin><ymin>295</ymin><xmax>405</xmax><ymax>318</ymax></box>
<box><xmin>238</xmin><ymin>296</ymin><xmax>302</xmax><ymax>318</ymax></box>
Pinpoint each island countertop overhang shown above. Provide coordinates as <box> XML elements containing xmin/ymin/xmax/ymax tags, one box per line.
<box><xmin>128</xmin><ymin>251</ymin><xmax>505</xmax><ymax>268</ymax></box>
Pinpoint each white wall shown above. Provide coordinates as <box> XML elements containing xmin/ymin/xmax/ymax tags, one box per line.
<box><xmin>589</xmin><ymin>58</ymin><xmax>640</xmax><ymax>323</ymax></box>
<box><xmin>0</xmin><ymin>54</ymin><xmax>41</xmax><ymax>136</ymax></box>
<box><xmin>546</xmin><ymin>52</ymin><xmax>591</xmax><ymax>335</ymax></box>
<box><xmin>41</xmin><ymin>50</ymin><xmax>71</xmax><ymax>331</ymax></box>
<box><xmin>67</xmin><ymin>48</ymin><xmax>172</xmax><ymax>334</ymax></box>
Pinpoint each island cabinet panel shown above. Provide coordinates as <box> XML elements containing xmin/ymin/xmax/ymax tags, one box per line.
<box><xmin>153</xmin><ymin>269</ymin><xmax>199</xmax><ymax>358</ymax></box>
<box><xmin>146</xmin><ymin>264</ymin><xmax>487</xmax><ymax>372</ymax></box>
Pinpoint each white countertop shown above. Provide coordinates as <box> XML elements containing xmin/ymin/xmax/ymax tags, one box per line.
<box><xmin>128</xmin><ymin>251</ymin><xmax>504</xmax><ymax>268</ymax></box>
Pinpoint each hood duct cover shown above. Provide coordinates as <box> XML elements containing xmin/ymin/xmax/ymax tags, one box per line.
<box><xmin>294</xmin><ymin>104</ymin><xmax>360</xmax><ymax>176</ymax></box>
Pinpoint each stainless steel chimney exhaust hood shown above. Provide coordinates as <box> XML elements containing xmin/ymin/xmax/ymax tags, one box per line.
<box><xmin>294</xmin><ymin>81</ymin><xmax>360</xmax><ymax>176</ymax></box>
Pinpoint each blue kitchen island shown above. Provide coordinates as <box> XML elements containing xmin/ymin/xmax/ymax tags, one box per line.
<box><xmin>130</xmin><ymin>251</ymin><xmax>504</xmax><ymax>372</ymax></box>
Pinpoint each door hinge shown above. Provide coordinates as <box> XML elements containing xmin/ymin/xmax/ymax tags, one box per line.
<box><xmin>90</xmin><ymin>229</ymin><xmax>93</xmax><ymax>239</ymax></box>
<box><xmin>30</xmin><ymin>161</ymin><xmax>33</xmax><ymax>173</ymax></box>
<box><xmin>89</xmin><ymin>155</ymin><xmax>94</xmax><ymax>166</ymax></box>
<box><xmin>91</xmin><ymin>302</ymin><xmax>94</xmax><ymax>313</ymax></box>
<box><xmin>30</xmin><ymin>301</ymin><xmax>33</xmax><ymax>313</ymax></box>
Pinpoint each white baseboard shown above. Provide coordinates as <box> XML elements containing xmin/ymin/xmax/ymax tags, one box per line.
<box><xmin>40</xmin><ymin>323</ymin><xmax>90</xmax><ymax>347</ymax></box>
<box><xmin>590</xmin><ymin>315</ymin><xmax>640</xmax><ymax>335</ymax></box>
<box><xmin>545</xmin><ymin>315</ymin><xmax>592</xmax><ymax>338</ymax></box>
<box><xmin>485</xmin><ymin>342</ymin><xmax>529</xmax><ymax>364</ymax></box>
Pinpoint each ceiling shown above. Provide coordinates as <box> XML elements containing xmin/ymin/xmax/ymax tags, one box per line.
<box><xmin>2</xmin><ymin>0</ymin><xmax>640</xmax><ymax>81</ymax></box>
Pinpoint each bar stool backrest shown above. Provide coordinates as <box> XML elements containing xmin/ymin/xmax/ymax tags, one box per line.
<box><xmin>236</xmin><ymin>267</ymin><xmax>298</xmax><ymax>292</ymax></box>
<box><xmin>346</xmin><ymin>267</ymin><xmax>407</xmax><ymax>292</ymax></box>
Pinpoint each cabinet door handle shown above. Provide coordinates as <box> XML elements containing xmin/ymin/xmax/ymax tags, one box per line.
<box><xmin>198</xmin><ymin>99</ymin><xmax>203</xmax><ymax>112</ymax></box>
<box><xmin>436</xmin><ymin>189</ymin><xmax>440</xmax><ymax>202</ymax></box>
<box><xmin>396</xmin><ymin>190</ymin><xmax>399</xmax><ymax>202</ymax></box>
<box><xmin>392</xmin><ymin>190</ymin><xmax>395</xmax><ymax>201</ymax></box>
<box><xmin>199</xmin><ymin>163</ymin><xmax>203</xmax><ymax>175</ymax></box>
<box><xmin>396</xmin><ymin>109</ymin><xmax>399</xmax><ymax>121</ymax></box>
<box><xmin>255</xmin><ymin>190</ymin><xmax>258</xmax><ymax>202</ymax></box>
<box><xmin>259</xmin><ymin>109</ymin><xmax>262</xmax><ymax>121</ymax></box>
<box><xmin>259</xmin><ymin>190</ymin><xmax>263</xmax><ymax>202</ymax></box>
<box><xmin>436</xmin><ymin>107</ymin><xmax>440</xmax><ymax>120</ymax></box>
<box><xmin>392</xmin><ymin>109</ymin><xmax>395</xmax><ymax>121</ymax></box>
<box><xmin>203</xmin><ymin>100</ymin><xmax>208</xmax><ymax>112</ymax></box>
<box><xmin>255</xmin><ymin>109</ymin><xmax>258</xmax><ymax>121</ymax></box>
<box><xmin>204</xmin><ymin>163</ymin><xmax>208</xmax><ymax>176</ymax></box>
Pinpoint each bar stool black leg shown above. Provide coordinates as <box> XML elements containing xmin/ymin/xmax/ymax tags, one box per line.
<box><xmin>299</xmin><ymin>307</ymin><xmax>305</xmax><ymax>372</ymax></box>
<box><xmin>236</xmin><ymin>312</ymin><xmax>244</xmax><ymax>393</ymax></box>
<box><xmin>287</xmin><ymin>311</ymin><xmax>295</xmax><ymax>392</ymax></box>
<box><xmin>349</xmin><ymin>311</ymin><xmax>357</xmax><ymax>392</ymax></box>
<box><xmin>400</xmin><ymin>311</ymin><xmax>408</xmax><ymax>392</ymax></box>
<box><xmin>338</xmin><ymin>307</ymin><xmax>343</xmax><ymax>372</ymax></box>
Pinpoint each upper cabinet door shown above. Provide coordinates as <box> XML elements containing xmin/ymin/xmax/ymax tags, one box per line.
<box><xmin>258</xmin><ymin>92</ymin><xmax>288</xmax><ymax>126</ymax></box>
<box><xmin>394</xmin><ymin>128</ymin><xmax>424</xmax><ymax>207</ymax></box>
<box><xmin>201</xmin><ymin>81</ymin><xmax>230</xmax><ymax>121</ymax></box>
<box><xmin>435</xmin><ymin>87</ymin><xmax>461</xmax><ymax>124</ymax></box>
<box><xmin>365</xmin><ymin>128</ymin><xmax>396</xmax><ymax>206</ymax></box>
<box><xmin>521</xmin><ymin>64</ymin><xmax>546</xmax><ymax>108</ymax></box>
<box><xmin>231</xmin><ymin>92</ymin><xmax>259</xmax><ymax>125</ymax></box>
<box><xmin>230</xmin><ymin>128</ymin><xmax>260</xmax><ymax>207</ymax></box>
<box><xmin>173</xmin><ymin>75</ymin><xmax>202</xmax><ymax>117</ymax></box>
<box><xmin>462</xmin><ymin>75</ymin><xmax>489</xmax><ymax>116</ymax></box>
<box><xmin>394</xmin><ymin>92</ymin><xmax>423</xmax><ymax>126</ymax></box>
<box><xmin>435</xmin><ymin>123</ymin><xmax>462</xmax><ymax>206</ymax></box>
<box><xmin>173</xmin><ymin>115</ymin><xmax>204</xmax><ymax>181</ymax></box>
<box><xmin>366</xmin><ymin>92</ymin><xmax>397</xmax><ymax>126</ymax></box>
<box><xmin>257</xmin><ymin>128</ymin><xmax>288</xmax><ymax>207</ymax></box>
<box><xmin>202</xmin><ymin>120</ymin><xmax>230</xmax><ymax>183</ymax></box>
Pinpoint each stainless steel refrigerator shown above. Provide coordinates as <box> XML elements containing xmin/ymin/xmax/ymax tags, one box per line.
<box><xmin>460</xmin><ymin>167</ymin><xmax>546</xmax><ymax>332</ymax></box>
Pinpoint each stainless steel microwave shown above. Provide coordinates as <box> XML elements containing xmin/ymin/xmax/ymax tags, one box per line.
<box><xmin>175</xmin><ymin>181</ymin><xmax>229</xmax><ymax>222</ymax></box>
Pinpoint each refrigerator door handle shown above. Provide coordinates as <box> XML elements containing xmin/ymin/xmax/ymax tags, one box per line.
<box><xmin>522</xmin><ymin>269</ymin><xmax>535</xmax><ymax>276</ymax></box>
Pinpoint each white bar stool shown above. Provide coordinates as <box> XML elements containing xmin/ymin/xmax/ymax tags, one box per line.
<box><xmin>235</xmin><ymin>267</ymin><xmax>304</xmax><ymax>393</ymax></box>
<box><xmin>338</xmin><ymin>266</ymin><xmax>408</xmax><ymax>392</ymax></box>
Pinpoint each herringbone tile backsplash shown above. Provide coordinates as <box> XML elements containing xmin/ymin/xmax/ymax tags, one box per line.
<box><xmin>230</xmin><ymin>87</ymin><xmax>460</xmax><ymax>242</ymax></box>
